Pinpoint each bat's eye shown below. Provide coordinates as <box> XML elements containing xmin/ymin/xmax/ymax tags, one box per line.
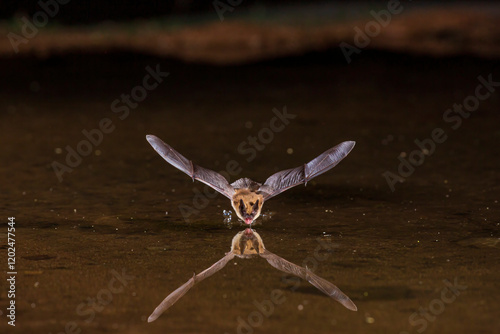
<box><xmin>249</xmin><ymin>202</ymin><xmax>254</xmax><ymax>206</ymax></box>
<box><xmin>239</xmin><ymin>199</ymin><xmax>245</xmax><ymax>212</ymax></box>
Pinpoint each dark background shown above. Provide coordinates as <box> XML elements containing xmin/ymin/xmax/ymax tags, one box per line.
<box><xmin>0</xmin><ymin>0</ymin><xmax>480</xmax><ymax>24</ymax></box>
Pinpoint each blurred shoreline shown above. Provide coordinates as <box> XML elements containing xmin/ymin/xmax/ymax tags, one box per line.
<box><xmin>1</xmin><ymin>2</ymin><xmax>500</xmax><ymax>64</ymax></box>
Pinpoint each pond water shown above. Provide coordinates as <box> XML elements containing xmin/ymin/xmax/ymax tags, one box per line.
<box><xmin>1</xmin><ymin>50</ymin><xmax>499</xmax><ymax>333</ymax></box>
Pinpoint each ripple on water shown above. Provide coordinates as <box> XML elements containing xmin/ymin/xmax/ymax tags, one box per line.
<box><xmin>457</xmin><ymin>237</ymin><xmax>500</xmax><ymax>249</ymax></box>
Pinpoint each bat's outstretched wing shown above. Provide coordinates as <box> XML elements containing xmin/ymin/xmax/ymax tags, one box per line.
<box><xmin>148</xmin><ymin>252</ymin><xmax>235</xmax><ymax>322</ymax></box>
<box><xmin>259</xmin><ymin>141</ymin><xmax>355</xmax><ymax>200</ymax></box>
<box><xmin>146</xmin><ymin>135</ymin><xmax>235</xmax><ymax>199</ymax></box>
<box><xmin>259</xmin><ymin>249</ymin><xmax>357</xmax><ymax>311</ymax></box>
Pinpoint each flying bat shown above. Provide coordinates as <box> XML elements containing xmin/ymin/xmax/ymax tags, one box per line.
<box><xmin>146</xmin><ymin>135</ymin><xmax>355</xmax><ymax>225</ymax></box>
<box><xmin>148</xmin><ymin>228</ymin><xmax>357</xmax><ymax>322</ymax></box>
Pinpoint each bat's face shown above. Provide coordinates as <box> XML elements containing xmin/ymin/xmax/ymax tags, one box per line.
<box><xmin>231</xmin><ymin>189</ymin><xmax>264</xmax><ymax>225</ymax></box>
<box><xmin>231</xmin><ymin>228</ymin><xmax>265</xmax><ymax>258</ymax></box>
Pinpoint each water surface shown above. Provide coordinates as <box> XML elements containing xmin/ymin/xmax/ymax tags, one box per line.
<box><xmin>1</xmin><ymin>50</ymin><xmax>499</xmax><ymax>333</ymax></box>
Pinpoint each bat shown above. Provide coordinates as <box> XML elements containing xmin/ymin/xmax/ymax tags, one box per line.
<box><xmin>147</xmin><ymin>228</ymin><xmax>357</xmax><ymax>322</ymax></box>
<box><xmin>146</xmin><ymin>135</ymin><xmax>355</xmax><ymax>224</ymax></box>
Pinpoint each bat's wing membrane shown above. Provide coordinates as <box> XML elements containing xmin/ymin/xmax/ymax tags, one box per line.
<box><xmin>259</xmin><ymin>249</ymin><xmax>357</xmax><ymax>311</ymax></box>
<box><xmin>146</xmin><ymin>135</ymin><xmax>235</xmax><ymax>199</ymax></box>
<box><xmin>259</xmin><ymin>141</ymin><xmax>355</xmax><ymax>200</ymax></box>
<box><xmin>148</xmin><ymin>252</ymin><xmax>235</xmax><ymax>322</ymax></box>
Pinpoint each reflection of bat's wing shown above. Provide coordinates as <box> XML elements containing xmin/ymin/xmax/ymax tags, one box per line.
<box><xmin>259</xmin><ymin>249</ymin><xmax>357</xmax><ymax>311</ymax></box>
<box><xmin>146</xmin><ymin>135</ymin><xmax>235</xmax><ymax>199</ymax></box>
<box><xmin>259</xmin><ymin>141</ymin><xmax>355</xmax><ymax>200</ymax></box>
<box><xmin>148</xmin><ymin>252</ymin><xmax>235</xmax><ymax>322</ymax></box>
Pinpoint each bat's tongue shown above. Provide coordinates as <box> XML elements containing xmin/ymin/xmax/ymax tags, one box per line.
<box><xmin>245</xmin><ymin>218</ymin><xmax>252</xmax><ymax>225</ymax></box>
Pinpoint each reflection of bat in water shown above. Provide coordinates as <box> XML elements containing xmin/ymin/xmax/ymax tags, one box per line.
<box><xmin>148</xmin><ymin>228</ymin><xmax>357</xmax><ymax>322</ymax></box>
<box><xmin>146</xmin><ymin>135</ymin><xmax>355</xmax><ymax>224</ymax></box>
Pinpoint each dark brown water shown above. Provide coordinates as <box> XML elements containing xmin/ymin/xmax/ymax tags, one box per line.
<box><xmin>1</xmin><ymin>50</ymin><xmax>499</xmax><ymax>333</ymax></box>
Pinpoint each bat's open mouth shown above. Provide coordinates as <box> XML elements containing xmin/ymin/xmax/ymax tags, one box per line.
<box><xmin>244</xmin><ymin>218</ymin><xmax>253</xmax><ymax>225</ymax></box>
